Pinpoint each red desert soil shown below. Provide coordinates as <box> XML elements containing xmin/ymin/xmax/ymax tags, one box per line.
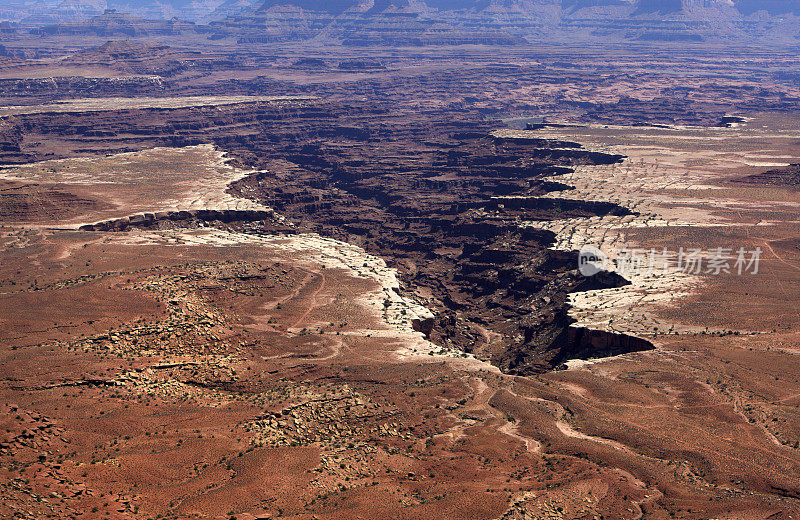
<box><xmin>2</xmin><ymin>132</ymin><xmax>800</xmax><ymax>520</ymax></box>
<box><xmin>2</xmin><ymin>40</ymin><xmax>800</xmax><ymax>518</ymax></box>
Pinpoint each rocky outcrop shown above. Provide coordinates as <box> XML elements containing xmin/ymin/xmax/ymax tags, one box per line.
<box><xmin>0</xmin><ymin>94</ymin><xmax>648</xmax><ymax>373</ymax></box>
<box><xmin>78</xmin><ymin>209</ymin><xmax>293</xmax><ymax>232</ymax></box>
<box><xmin>734</xmin><ymin>164</ymin><xmax>800</xmax><ymax>188</ymax></box>
<box><xmin>493</xmin><ymin>321</ymin><xmax>655</xmax><ymax>374</ymax></box>
<box><xmin>67</xmin><ymin>40</ymin><xmax>237</xmax><ymax>77</ymax></box>
<box><xmin>559</xmin><ymin>327</ymin><xmax>654</xmax><ymax>365</ymax></box>
<box><xmin>0</xmin><ymin>76</ymin><xmax>166</xmax><ymax>98</ymax></box>
<box><xmin>31</xmin><ymin>10</ymin><xmax>201</xmax><ymax>37</ymax></box>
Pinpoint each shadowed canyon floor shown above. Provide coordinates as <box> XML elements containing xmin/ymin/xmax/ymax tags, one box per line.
<box><xmin>1</xmin><ymin>39</ymin><xmax>800</xmax><ymax>520</ymax></box>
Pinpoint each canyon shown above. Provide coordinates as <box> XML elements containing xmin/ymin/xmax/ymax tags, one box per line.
<box><xmin>1</xmin><ymin>6</ymin><xmax>800</xmax><ymax>520</ymax></box>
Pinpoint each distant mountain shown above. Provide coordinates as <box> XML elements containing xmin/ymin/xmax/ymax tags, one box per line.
<box><xmin>206</xmin><ymin>0</ymin><xmax>258</xmax><ymax>19</ymax></box>
<box><xmin>257</xmin><ymin>0</ymin><xmax>355</xmax><ymax>14</ymax></box>
<box><xmin>107</xmin><ymin>0</ymin><xmax>227</xmax><ymax>20</ymax></box>
<box><xmin>633</xmin><ymin>0</ymin><xmax>682</xmax><ymax>13</ymax></box>
<box><xmin>203</xmin><ymin>0</ymin><xmax>800</xmax><ymax>44</ymax></box>
<box><xmin>6</xmin><ymin>0</ymin><xmax>800</xmax><ymax>25</ymax></box>
<box><xmin>253</xmin><ymin>0</ymin><xmax>502</xmax><ymax>14</ymax></box>
<box><xmin>9</xmin><ymin>0</ymin><xmax>800</xmax><ymax>43</ymax></box>
<box><xmin>248</xmin><ymin>0</ymin><xmax>800</xmax><ymax>16</ymax></box>
<box><xmin>735</xmin><ymin>0</ymin><xmax>800</xmax><ymax>15</ymax></box>
<box><xmin>32</xmin><ymin>9</ymin><xmax>199</xmax><ymax>36</ymax></box>
<box><xmin>0</xmin><ymin>0</ymin><xmax>106</xmax><ymax>27</ymax></box>
<box><xmin>563</xmin><ymin>0</ymin><xmax>630</xmax><ymax>10</ymax></box>
<box><xmin>0</xmin><ymin>0</ymin><xmax>228</xmax><ymax>25</ymax></box>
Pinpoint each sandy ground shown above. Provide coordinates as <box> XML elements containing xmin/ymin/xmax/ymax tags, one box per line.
<box><xmin>0</xmin><ymin>144</ymin><xmax>270</xmax><ymax>226</ymax></box>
